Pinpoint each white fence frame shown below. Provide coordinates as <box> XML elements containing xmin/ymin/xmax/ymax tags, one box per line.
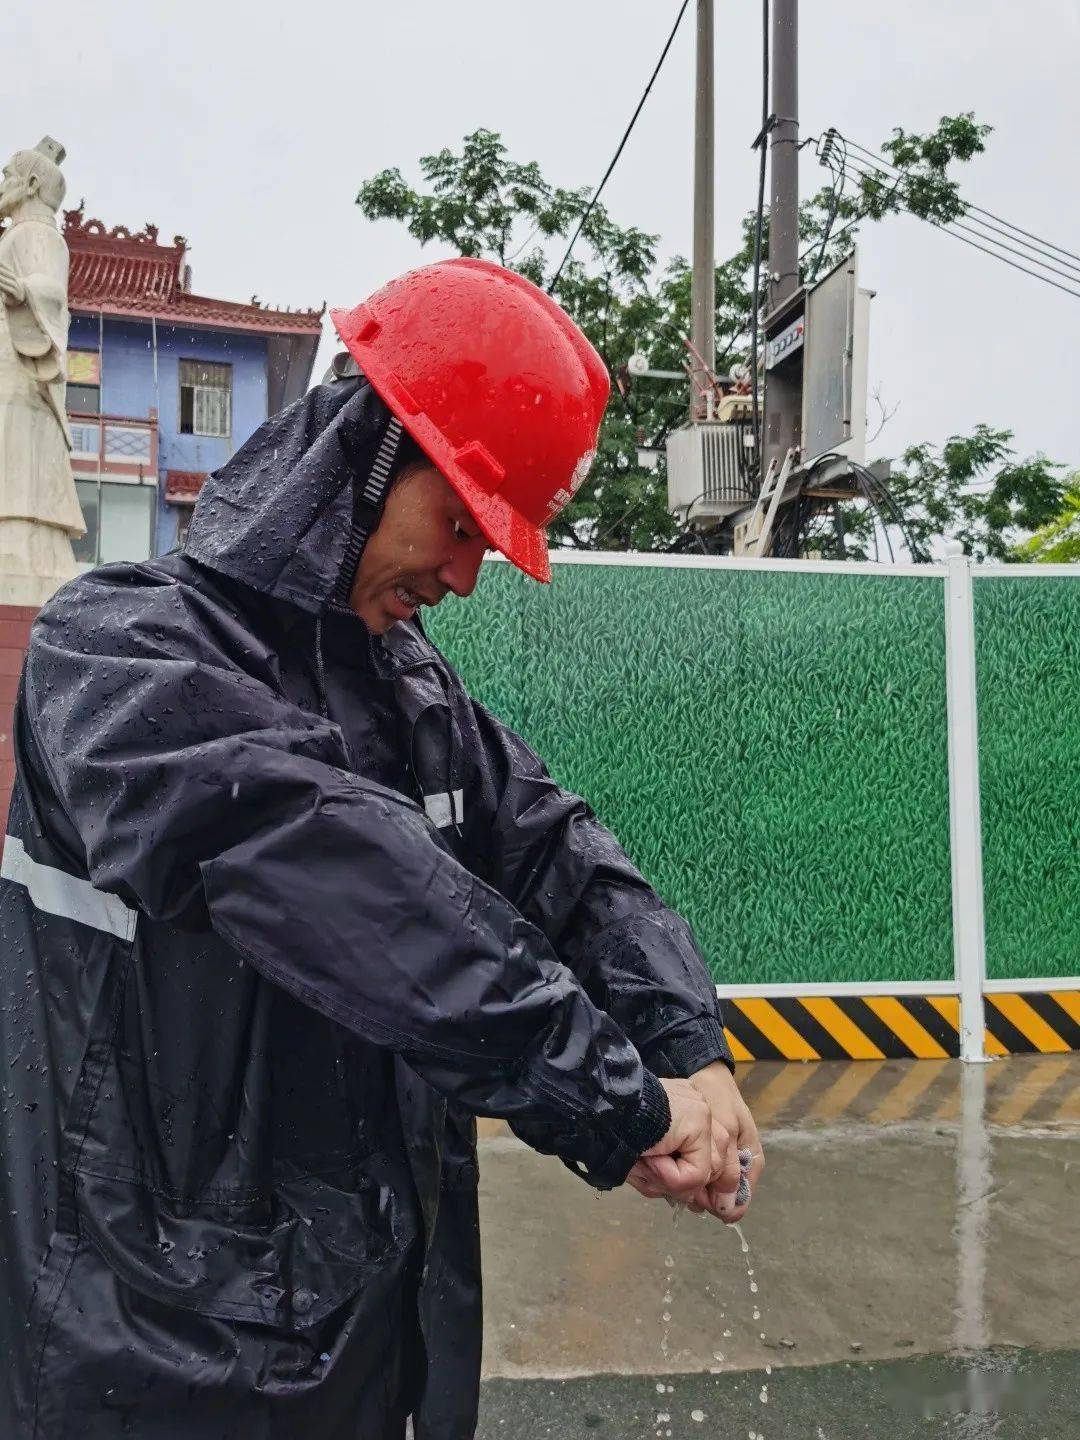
<box><xmin>515</xmin><ymin>550</ymin><xmax>1080</xmax><ymax>1060</ymax></box>
<box><xmin>945</xmin><ymin>548</ymin><xmax>990</xmax><ymax>1062</ymax></box>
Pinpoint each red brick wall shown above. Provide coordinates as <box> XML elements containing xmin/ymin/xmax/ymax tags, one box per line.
<box><xmin>0</xmin><ymin>605</ymin><xmax>38</xmax><ymax>826</ymax></box>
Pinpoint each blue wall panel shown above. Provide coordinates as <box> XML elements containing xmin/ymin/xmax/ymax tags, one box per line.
<box><xmin>68</xmin><ymin>314</ymin><xmax>268</xmax><ymax>554</ymax></box>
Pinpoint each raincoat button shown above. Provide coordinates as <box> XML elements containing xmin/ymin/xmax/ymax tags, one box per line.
<box><xmin>291</xmin><ymin>1287</ymin><xmax>316</xmax><ymax>1315</ymax></box>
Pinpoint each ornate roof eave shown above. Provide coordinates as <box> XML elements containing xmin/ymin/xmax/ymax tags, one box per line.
<box><xmin>62</xmin><ymin>205</ymin><xmax>324</xmax><ymax>335</ymax></box>
<box><xmin>68</xmin><ymin>295</ymin><xmax>325</xmax><ymax>336</ymax></box>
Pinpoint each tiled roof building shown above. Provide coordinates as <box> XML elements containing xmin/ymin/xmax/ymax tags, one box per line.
<box><xmin>64</xmin><ymin>210</ymin><xmax>324</xmax><ymax>337</ymax></box>
<box><xmin>60</xmin><ymin>208</ymin><xmax>324</xmax><ymax>558</ymax></box>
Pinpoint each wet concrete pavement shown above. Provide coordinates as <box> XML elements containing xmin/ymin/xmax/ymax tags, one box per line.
<box><xmin>477</xmin><ymin>1349</ymin><xmax>1080</xmax><ymax>1438</ymax></box>
<box><xmin>473</xmin><ymin>1055</ymin><xmax>1080</xmax><ymax>1436</ymax></box>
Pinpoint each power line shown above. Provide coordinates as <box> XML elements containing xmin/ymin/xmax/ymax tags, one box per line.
<box><xmin>836</xmin><ymin>152</ymin><xmax>1080</xmax><ymax>302</ymax></box>
<box><xmin>807</xmin><ymin>134</ymin><xmax>847</xmax><ymax>283</ymax></box>
<box><xmin>840</xmin><ymin>149</ymin><xmax>1080</xmax><ymax>286</ymax></box>
<box><xmin>807</xmin><ymin>134</ymin><xmax>1080</xmax><ymax>303</ymax></box>
<box><xmin>947</xmin><ymin>208</ymin><xmax>1080</xmax><ymax>278</ymax></box>
<box><xmin>798</xmin><ymin>204</ymin><xmax>864</xmax><ymax>265</ymax></box>
<box><xmin>825</xmin><ymin>131</ymin><xmax>1080</xmax><ymax>294</ymax></box>
<box><xmin>797</xmin><ymin>134</ymin><xmax>906</xmax><ymax>269</ymax></box>
<box><xmin>841</xmin><ymin>134</ymin><xmax>1080</xmax><ymax>270</ymax></box>
<box><xmin>922</xmin><ymin>220</ymin><xmax>1080</xmax><ymax>301</ymax></box>
<box><xmin>548</xmin><ymin>1</ymin><xmax>691</xmax><ymax>293</ymax></box>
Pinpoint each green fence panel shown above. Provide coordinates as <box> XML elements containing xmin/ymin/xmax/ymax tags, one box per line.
<box><xmin>974</xmin><ymin>575</ymin><xmax>1080</xmax><ymax>982</ymax></box>
<box><xmin>428</xmin><ymin>561</ymin><xmax>953</xmax><ymax>987</ymax></box>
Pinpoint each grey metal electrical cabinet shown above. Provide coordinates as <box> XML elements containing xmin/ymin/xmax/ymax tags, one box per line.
<box><xmin>801</xmin><ymin>250</ymin><xmax>873</xmax><ymax>464</ymax></box>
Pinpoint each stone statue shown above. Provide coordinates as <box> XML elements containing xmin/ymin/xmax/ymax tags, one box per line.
<box><xmin>0</xmin><ymin>136</ymin><xmax>85</xmax><ymax>606</ymax></box>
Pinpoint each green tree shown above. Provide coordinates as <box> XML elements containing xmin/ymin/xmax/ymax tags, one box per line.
<box><xmin>356</xmin><ymin>118</ymin><xmax>1065</xmax><ymax>558</ymax></box>
<box><xmin>1016</xmin><ymin>480</ymin><xmax>1080</xmax><ymax>562</ymax></box>
<box><xmin>831</xmin><ymin>427</ymin><xmax>1066</xmax><ymax>562</ymax></box>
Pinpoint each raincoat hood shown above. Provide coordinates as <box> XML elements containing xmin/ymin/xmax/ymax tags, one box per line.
<box><xmin>185</xmin><ymin>376</ymin><xmax>399</xmax><ymax>615</ymax></box>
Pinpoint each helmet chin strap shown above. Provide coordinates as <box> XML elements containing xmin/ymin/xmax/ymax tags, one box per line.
<box><xmin>332</xmin><ymin>411</ymin><xmax>405</xmax><ymax>609</ymax></box>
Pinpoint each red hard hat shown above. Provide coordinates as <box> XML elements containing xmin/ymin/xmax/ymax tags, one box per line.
<box><xmin>330</xmin><ymin>258</ymin><xmax>610</xmax><ymax>583</ymax></box>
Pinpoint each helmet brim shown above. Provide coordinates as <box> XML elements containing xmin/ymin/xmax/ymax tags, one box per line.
<box><xmin>439</xmin><ymin>464</ymin><xmax>552</xmax><ymax>584</ymax></box>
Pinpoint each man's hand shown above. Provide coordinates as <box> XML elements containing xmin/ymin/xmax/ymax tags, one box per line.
<box><xmin>626</xmin><ymin>1078</ymin><xmax>715</xmax><ymax>1200</ymax></box>
<box><xmin>624</xmin><ymin>1082</ymin><xmax>743</xmax><ymax>1203</ymax></box>
<box><xmin>627</xmin><ymin>1064</ymin><xmax>763</xmax><ymax>1224</ymax></box>
<box><xmin>687</xmin><ymin>1061</ymin><xmax>764</xmax><ymax>1222</ymax></box>
<box><xmin>0</xmin><ymin>262</ymin><xmax>25</xmax><ymax>307</ymax></box>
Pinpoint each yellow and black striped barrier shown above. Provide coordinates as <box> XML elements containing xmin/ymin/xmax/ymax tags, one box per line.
<box><xmin>734</xmin><ymin>1051</ymin><xmax>1080</xmax><ymax>1129</ymax></box>
<box><xmin>720</xmin><ymin>990</ymin><xmax>1080</xmax><ymax>1062</ymax></box>
<box><xmin>479</xmin><ymin>1050</ymin><xmax>1080</xmax><ymax>1141</ymax></box>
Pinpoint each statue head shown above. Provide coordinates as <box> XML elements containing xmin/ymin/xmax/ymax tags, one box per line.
<box><xmin>0</xmin><ymin>137</ymin><xmax>67</xmax><ymax>220</ymax></box>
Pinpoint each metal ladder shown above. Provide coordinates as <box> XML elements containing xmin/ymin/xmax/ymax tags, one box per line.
<box><xmin>735</xmin><ymin>448</ymin><xmax>796</xmax><ymax>558</ymax></box>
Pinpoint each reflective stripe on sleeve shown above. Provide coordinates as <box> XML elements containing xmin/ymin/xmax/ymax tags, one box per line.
<box><xmin>1</xmin><ymin>835</ymin><xmax>137</xmax><ymax>942</ymax></box>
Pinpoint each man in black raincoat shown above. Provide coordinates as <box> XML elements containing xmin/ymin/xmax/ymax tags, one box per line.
<box><xmin>0</xmin><ymin>259</ymin><xmax>762</xmax><ymax>1439</ymax></box>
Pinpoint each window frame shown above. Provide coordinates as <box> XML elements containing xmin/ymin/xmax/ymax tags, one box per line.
<box><xmin>66</xmin><ymin>381</ymin><xmax>101</xmax><ymax>415</ymax></box>
<box><xmin>73</xmin><ymin>477</ymin><xmax>157</xmax><ymax>568</ymax></box>
<box><xmin>178</xmin><ymin>358</ymin><xmax>233</xmax><ymax>439</ymax></box>
<box><xmin>67</xmin><ymin>349</ymin><xmax>102</xmax><ymax>417</ymax></box>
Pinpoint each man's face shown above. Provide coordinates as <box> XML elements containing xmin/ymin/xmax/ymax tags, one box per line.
<box><xmin>0</xmin><ymin>156</ymin><xmax>36</xmax><ymax>220</ymax></box>
<box><xmin>349</xmin><ymin>461</ymin><xmax>490</xmax><ymax>633</ymax></box>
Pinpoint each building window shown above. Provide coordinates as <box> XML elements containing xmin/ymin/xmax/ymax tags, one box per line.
<box><xmin>67</xmin><ymin>350</ymin><xmax>101</xmax><ymax>415</ymax></box>
<box><xmin>73</xmin><ymin>479</ymin><xmax>156</xmax><ymax>567</ymax></box>
<box><xmin>179</xmin><ymin>359</ymin><xmax>232</xmax><ymax>437</ymax></box>
<box><xmin>72</xmin><ymin>481</ymin><xmax>100</xmax><ymax>565</ymax></box>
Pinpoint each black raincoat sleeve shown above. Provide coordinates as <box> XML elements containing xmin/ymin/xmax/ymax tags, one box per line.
<box><xmin>462</xmin><ymin>699</ymin><xmax>734</xmax><ymax>1083</ymax></box>
<box><xmin>22</xmin><ymin>568</ymin><xmax>671</xmax><ymax>1189</ymax></box>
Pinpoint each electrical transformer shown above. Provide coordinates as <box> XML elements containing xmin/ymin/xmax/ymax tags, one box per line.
<box><xmin>666</xmin><ymin>247</ymin><xmax>873</xmax><ymax>524</ymax></box>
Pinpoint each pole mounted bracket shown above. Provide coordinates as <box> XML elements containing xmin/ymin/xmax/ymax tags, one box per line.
<box><xmin>751</xmin><ymin>114</ymin><xmax>779</xmax><ymax>151</ymax></box>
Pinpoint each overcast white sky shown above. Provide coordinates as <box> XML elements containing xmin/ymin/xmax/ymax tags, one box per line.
<box><xmin>8</xmin><ymin>0</ymin><xmax>1079</xmax><ymax>469</ymax></box>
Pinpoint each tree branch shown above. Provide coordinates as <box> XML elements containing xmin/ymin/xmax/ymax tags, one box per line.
<box><xmin>866</xmin><ymin>385</ymin><xmax>900</xmax><ymax>445</ymax></box>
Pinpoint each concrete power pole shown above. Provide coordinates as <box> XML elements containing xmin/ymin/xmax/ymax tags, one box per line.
<box><xmin>690</xmin><ymin>0</ymin><xmax>715</xmax><ymax>418</ymax></box>
<box><xmin>768</xmin><ymin>0</ymin><xmax>799</xmax><ymax>310</ymax></box>
<box><xmin>763</xmin><ymin>0</ymin><xmax>801</xmax><ymax>468</ymax></box>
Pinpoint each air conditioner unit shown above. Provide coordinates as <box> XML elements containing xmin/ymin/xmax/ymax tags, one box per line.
<box><xmin>666</xmin><ymin>421</ymin><xmax>754</xmax><ymax>522</ymax></box>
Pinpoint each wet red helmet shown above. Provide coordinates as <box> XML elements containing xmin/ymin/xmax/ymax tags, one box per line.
<box><xmin>330</xmin><ymin>258</ymin><xmax>610</xmax><ymax>583</ymax></box>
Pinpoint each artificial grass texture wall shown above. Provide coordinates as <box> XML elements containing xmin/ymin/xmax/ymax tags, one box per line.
<box><xmin>974</xmin><ymin>576</ymin><xmax>1080</xmax><ymax>982</ymax></box>
<box><xmin>428</xmin><ymin>560</ymin><xmax>954</xmax><ymax>987</ymax></box>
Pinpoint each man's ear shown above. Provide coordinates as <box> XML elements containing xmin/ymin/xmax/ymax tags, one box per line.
<box><xmin>24</xmin><ymin>171</ymin><xmax>40</xmax><ymax>199</ymax></box>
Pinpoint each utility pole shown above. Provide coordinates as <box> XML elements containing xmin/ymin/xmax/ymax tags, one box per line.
<box><xmin>768</xmin><ymin>0</ymin><xmax>799</xmax><ymax>310</ymax></box>
<box><xmin>763</xmin><ymin>0</ymin><xmax>801</xmax><ymax>470</ymax></box>
<box><xmin>690</xmin><ymin>0</ymin><xmax>715</xmax><ymax>418</ymax></box>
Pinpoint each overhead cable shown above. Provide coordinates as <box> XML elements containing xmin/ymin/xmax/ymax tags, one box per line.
<box><xmin>840</xmin><ymin>134</ymin><xmax>1080</xmax><ymax>270</ymax></box>
<box><xmin>836</xmin><ymin>151</ymin><xmax>1080</xmax><ymax>302</ymax></box>
<box><xmin>840</xmin><ymin>150</ymin><xmax>1080</xmax><ymax>288</ymax></box>
<box><xmin>807</xmin><ymin>132</ymin><xmax>847</xmax><ymax>282</ymax></box>
<box><xmin>548</xmin><ymin>0</ymin><xmax>691</xmax><ymax>292</ymax></box>
<box><xmin>816</xmin><ymin>131</ymin><xmax>1080</xmax><ymax>303</ymax></box>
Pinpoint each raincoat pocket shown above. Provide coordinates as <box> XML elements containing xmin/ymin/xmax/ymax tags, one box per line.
<box><xmin>72</xmin><ymin>1153</ymin><xmax>412</xmax><ymax>1331</ymax></box>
